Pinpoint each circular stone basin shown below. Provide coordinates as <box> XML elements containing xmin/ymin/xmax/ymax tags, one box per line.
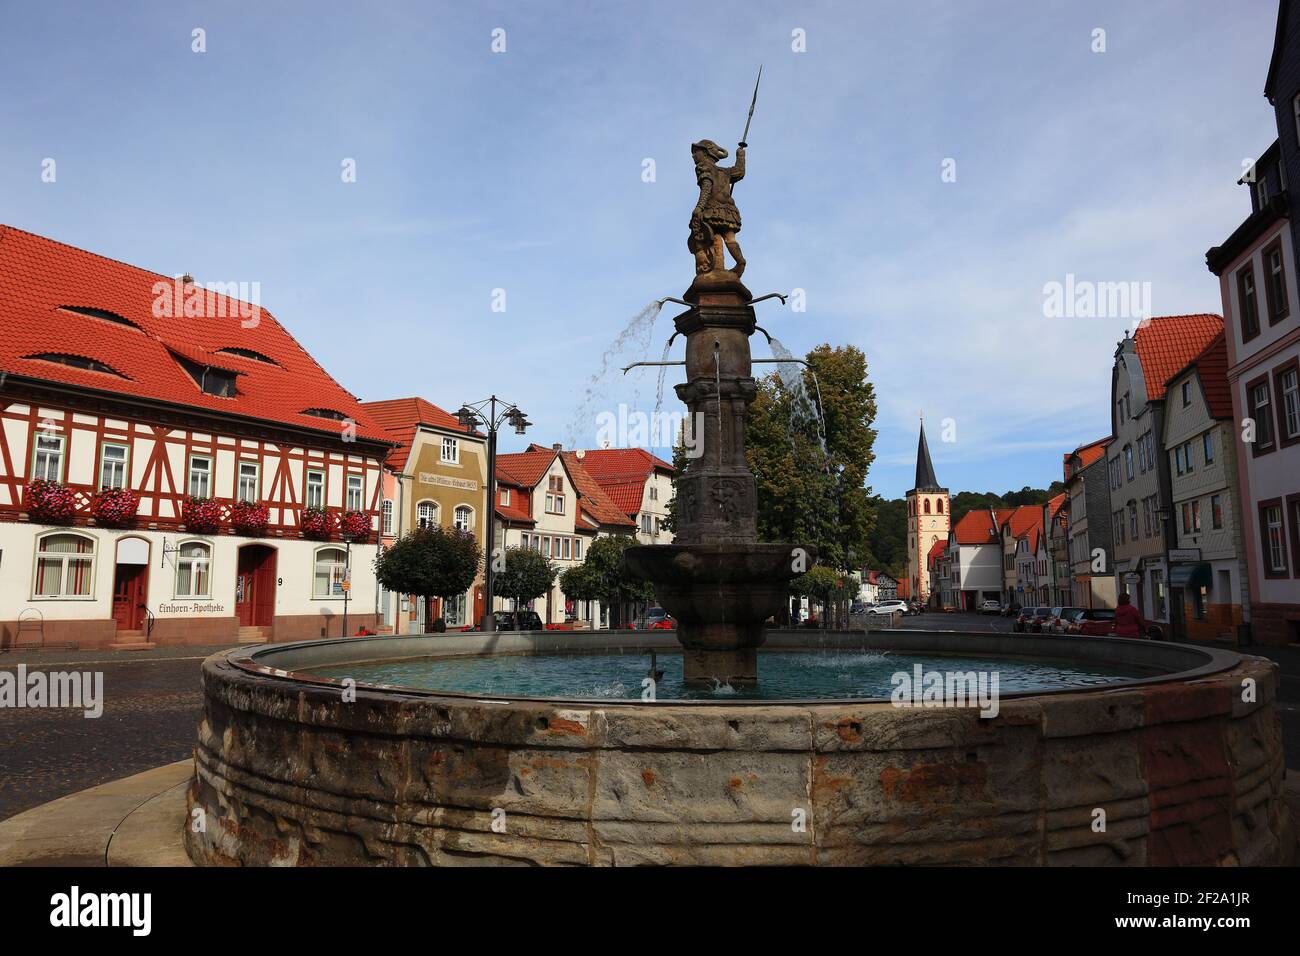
<box><xmin>185</xmin><ymin>629</ymin><xmax>1294</xmax><ymax>867</ymax></box>
<box><xmin>304</xmin><ymin>650</ymin><xmax>1152</xmax><ymax>701</ymax></box>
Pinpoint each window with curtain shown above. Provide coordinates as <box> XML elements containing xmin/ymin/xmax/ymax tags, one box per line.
<box><xmin>314</xmin><ymin>547</ymin><xmax>347</xmax><ymax>597</ymax></box>
<box><xmin>32</xmin><ymin>433</ymin><xmax>64</xmax><ymax>482</ymax></box>
<box><xmin>99</xmin><ymin>443</ymin><xmax>128</xmax><ymax>489</ymax></box>
<box><xmin>454</xmin><ymin>505</ymin><xmax>473</xmax><ymax>531</ymax></box>
<box><xmin>33</xmin><ymin>533</ymin><xmax>95</xmax><ymax>598</ymax></box>
<box><xmin>175</xmin><ymin>541</ymin><xmax>211</xmax><ymax>598</ymax></box>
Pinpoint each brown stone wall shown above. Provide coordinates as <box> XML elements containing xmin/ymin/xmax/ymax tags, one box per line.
<box><xmin>271</xmin><ymin>613</ymin><xmax>379</xmax><ymax>643</ymax></box>
<box><xmin>1250</xmin><ymin>603</ymin><xmax>1300</xmax><ymax>646</ymax></box>
<box><xmin>185</xmin><ymin>648</ymin><xmax>1293</xmax><ymax>867</ymax></box>
<box><xmin>0</xmin><ymin>618</ymin><xmax>117</xmax><ymax>650</ymax></box>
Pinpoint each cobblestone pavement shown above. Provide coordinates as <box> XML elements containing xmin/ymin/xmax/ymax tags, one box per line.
<box><xmin>0</xmin><ymin>645</ymin><xmax>233</xmax><ymax>822</ymax></box>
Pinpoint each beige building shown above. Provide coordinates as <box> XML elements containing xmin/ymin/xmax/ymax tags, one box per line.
<box><xmin>362</xmin><ymin>398</ymin><xmax>489</xmax><ymax>631</ymax></box>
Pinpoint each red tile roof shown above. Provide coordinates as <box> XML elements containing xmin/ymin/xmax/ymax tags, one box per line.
<box><xmin>951</xmin><ymin>509</ymin><xmax>1003</xmax><ymax>545</ymax></box>
<box><xmin>560</xmin><ymin>451</ymin><xmax>638</xmax><ymax>529</ymax></box>
<box><xmin>360</xmin><ymin>397</ymin><xmax>480</xmax><ymax>470</ymax></box>
<box><xmin>1132</xmin><ymin>314</ymin><xmax>1223</xmax><ymax>401</ymax></box>
<box><xmin>1063</xmin><ymin>437</ymin><xmax>1110</xmax><ymax>479</ymax></box>
<box><xmin>569</xmin><ymin>446</ymin><xmax>674</xmax><ymax>518</ymax></box>
<box><xmin>497</xmin><ymin>448</ymin><xmax>559</xmax><ymax>489</ymax></box>
<box><xmin>1046</xmin><ymin>492</ymin><xmax>1067</xmax><ymax>519</ymax></box>
<box><xmin>1002</xmin><ymin>504</ymin><xmax>1043</xmax><ymax>542</ymax></box>
<box><xmin>1166</xmin><ymin>331</ymin><xmax>1233</xmax><ymax>419</ymax></box>
<box><xmin>0</xmin><ymin>225</ymin><xmax>393</xmax><ymax>443</ymax></box>
<box><xmin>927</xmin><ymin>539</ymin><xmax>946</xmax><ymax>567</ymax></box>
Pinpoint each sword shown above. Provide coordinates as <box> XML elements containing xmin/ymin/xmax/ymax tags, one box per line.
<box><xmin>739</xmin><ymin>65</ymin><xmax>762</xmax><ymax>147</ymax></box>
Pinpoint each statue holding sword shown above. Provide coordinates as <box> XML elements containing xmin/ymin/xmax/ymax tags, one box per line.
<box><xmin>689</xmin><ymin>67</ymin><xmax>761</xmax><ymax>280</ymax></box>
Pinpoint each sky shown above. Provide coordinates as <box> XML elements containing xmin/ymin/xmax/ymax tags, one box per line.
<box><xmin>0</xmin><ymin>0</ymin><xmax>1283</xmax><ymax>498</ymax></box>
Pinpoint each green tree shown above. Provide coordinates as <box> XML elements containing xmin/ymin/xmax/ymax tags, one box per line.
<box><xmin>567</xmin><ymin>534</ymin><xmax>655</xmax><ymax>626</ymax></box>
<box><xmin>747</xmin><ymin>343</ymin><xmax>878</xmax><ymax>572</ymax></box>
<box><xmin>494</xmin><ymin>546</ymin><xmax>557</xmax><ymax>610</ymax></box>
<box><xmin>374</xmin><ymin>526</ymin><xmax>481</xmax><ymax>625</ymax></box>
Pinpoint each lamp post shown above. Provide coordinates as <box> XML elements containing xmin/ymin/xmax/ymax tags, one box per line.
<box><xmin>456</xmin><ymin>396</ymin><xmax>531</xmax><ymax>632</ymax></box>
<box><xmin>340</xmin><ymin>530</ymin><xmax>354</xmax><ymax>637</ymax></box>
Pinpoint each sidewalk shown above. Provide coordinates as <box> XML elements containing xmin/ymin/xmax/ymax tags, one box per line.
<box><xmin>0</xmin><ymin>760</ymin><xmax>193</xmax><ymax>867</ymax></box>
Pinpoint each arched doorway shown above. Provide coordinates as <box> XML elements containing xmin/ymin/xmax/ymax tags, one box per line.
<box><xmin>112</xmin><ymin>536</ymin><xmax>150</xmax><ymax>631</ymax></box>
<box><xmin>236</xmin><ymin>544</ymin><xmax>277</xmax><ymax>628</ymax></box>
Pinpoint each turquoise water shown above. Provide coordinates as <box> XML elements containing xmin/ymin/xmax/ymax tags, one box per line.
<box><xmin>306</xmin><ymin>650</ymin><xmax>1146</xmax><ymax>701</ymax></box>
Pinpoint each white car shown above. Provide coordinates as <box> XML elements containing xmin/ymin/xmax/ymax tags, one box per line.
<box><xmin>978</xmin><ymin>599</ymin><xmax>1002</xmax><ymax>615</ymax></box>
<box><xmin>866</xmin><ymin>600</ymin><xmax>908</xmax><ymax>616</ymax></box>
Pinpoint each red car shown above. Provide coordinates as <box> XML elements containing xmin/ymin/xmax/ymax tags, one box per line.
<box><xmin>1015</xmin><ymin>606</ymin><xmax>1052</xmax><ymax>633</ymax></box>
<box><xmin>1066</xmin><ymin>608</ymin><xmax>1117</xmax><ymax>636</ymax></box>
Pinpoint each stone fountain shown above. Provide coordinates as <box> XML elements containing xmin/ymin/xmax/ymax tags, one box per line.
<box><xmin>621</xmin><ymin>137</ymin><xmax>814</xmax><ymax>686</ymax></box>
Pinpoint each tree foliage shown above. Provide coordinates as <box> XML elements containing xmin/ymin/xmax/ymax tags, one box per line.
<box><xmin>746</xmin><ymin>343</ymin><xmax>878</xmax><ymax>571</ymax></box>
<box><xmin>495</xmin><ymin>546</ymin><xmax>557</xmax><ymax>608</ymax></box>
<box><xmin>562</xmin><ymin>534</ymin><xmax>654</xmax><ymax>609</ymax></box>
<box><xmin>374</xmin><ymin>526</ymin><xmax>481</xmax><ymax>604</ymax></box>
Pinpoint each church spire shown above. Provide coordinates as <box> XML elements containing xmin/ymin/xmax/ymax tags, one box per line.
<box><xmin>914</xmin><ymin>417</ymin><xmax>941</xmax><ymax>491</ymax></box>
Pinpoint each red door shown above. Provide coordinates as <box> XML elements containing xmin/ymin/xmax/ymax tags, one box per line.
<box><xmin>112</xmin><ymin>564</ymin><xmax>147</xmax><ymax>630</ymax></box>
<box><xmin>236</xmin><ymin>546</ymin><xmax>277</xmax><ymax>627</ymax></box>
<box><xmin>474</xmin><ymin>586</ymin><xmax>485</xmax><ymax>629</ymax></box>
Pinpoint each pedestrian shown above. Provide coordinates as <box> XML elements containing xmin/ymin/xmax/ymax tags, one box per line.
<box><xmin>1113</xmin><ymin>592</ymin><xmax>1146</xmax><ymax>639</ymax></box>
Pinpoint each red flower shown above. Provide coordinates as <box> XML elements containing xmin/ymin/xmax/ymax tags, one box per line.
<box><xmin>90</xmin><ymin>487</ymin><xmax>139</xmax><ymax>528</ymax></box>
<box><xmin>230</xmin><ymin>500</ymin><xmax>270</xmax><ymax>537</ymax></box>
<box><xmin>300</xmin><ymin>506</ymin><xmax>332</xmax><ymax>538</ymax></box>
<box><xmin>338</xmin><ymin>510</ymin><xmax>371</xmax><ymax>542</ymax></box>
<box><xmin>183</xmin><ymin>496</ymin><xmax>223</xmax><ymax>534</ymax></box>
<box><xmin>25</xmin><ymin>479</ymin><xmax>76</xmax><ymax>522</ymax></box>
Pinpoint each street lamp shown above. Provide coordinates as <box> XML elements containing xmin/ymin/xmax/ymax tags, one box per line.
<box><xmin>340</xmin><ymin>530</ymin><xmax>354</xmax><ymax>637</ymax></box>
<box><xmin>456</xmin><ymin>396</ymin><xmax>531</xmax><ymax>632</ymax></box>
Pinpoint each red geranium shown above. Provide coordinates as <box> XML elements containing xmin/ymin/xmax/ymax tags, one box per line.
<box><xmin>90</xmin><ymin>487</ymin><xmax>139</xmax><ymax>528</ymax></box>
<box><xmin>183</xmin><ymin>496</ymin><xmax>223</xmax><ymax>534</ymax></box>
<box><xmin>338</xmin><ymin>510</ymin><xmax>371</xmax><ymax>542</ymax></box>
<box><xmin>230</xmin><ymin>500</ymin><xmax>270</xmax><ymax>537</ymax></box>
<box><xmin>25</xmin><ymin>479</ymin><xmax>76</xmax><ymax>523</ymax></box>
<box><xmin>300</xmin><ymin>506</ymin><xmax>332</xmax><ymax>539</ymax></box>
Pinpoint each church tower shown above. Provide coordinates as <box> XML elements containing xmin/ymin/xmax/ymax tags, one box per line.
<box><xmin>905</xmin><ymin>417</ymin><xmax>950</xmax><ymax>605</ymax></box>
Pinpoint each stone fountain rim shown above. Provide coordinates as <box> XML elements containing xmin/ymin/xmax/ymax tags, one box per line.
<box><xmin>222</xmin><ymin>628</ymin><xmax>1247</xmax><ymax>708</ymax></box>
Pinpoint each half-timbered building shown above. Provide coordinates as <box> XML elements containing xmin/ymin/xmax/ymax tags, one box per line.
<box><xmin>0</xmin><ymin>225</ymin><xmax>393</xmax><ymax>649</ymax></box>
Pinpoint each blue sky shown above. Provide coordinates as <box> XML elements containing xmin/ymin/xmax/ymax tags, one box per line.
<box><xmin>0</xmin><ymin>0</ymin><xmax>1282</xmax><ymax>498</ymax></box>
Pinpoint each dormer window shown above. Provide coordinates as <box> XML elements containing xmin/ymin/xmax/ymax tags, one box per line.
<box><xmin>26</xmin><ymin>352</ymin><xmax>128</xmax><ymax>378</ymax></box>
<box><xmin>216</xmin><ymin>347</ymin><xmax>279</xmax><ymax>366</ymax></box>
<box><xmin>302</xmin><ymin>408</ymin><xmax>348</xmax><ymax>421</ymax></box>
<box><xmin>58</xmin><ymin>306</ymin><xmax>141</xmax><ymax>331</ymax></box>
<box><xmin>1257</xmin><ymin>175</ymin><xmax>1269</xmax><ymax>208</ymax></box>
<box><xmin>173</xmin><ymin>354</ymin><xmax>238</xmax><ymax>397</ymax></box>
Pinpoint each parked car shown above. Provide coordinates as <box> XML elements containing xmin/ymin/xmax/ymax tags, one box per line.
<box><xmin>1066</xmin><ymin>608</ymin><xmax>1117</xmax><ymax>636</ymax></box>
<box><xmin>866</xmin><ymin>600</ymin><xmax>908</xmax><ymax>617</ymax></box>
<box><xmin>491</xmin><ymin>610</ymin><xmax>544</xmax><ymax>631</ymax></box>
<box><xmin>978</xmin><ymin>599</ymin><xmax>1002</xmax><ymax>615</ymax></box>
<box><xmin>1001</xmin><ymin>602</ymin><xmax>1022</xmax><ymax>618</ymax></box>
<box><xmin>1047</xmin><ymin>607</ymin><xmax>1085</xmax><ymax>634</ymax></box>
<box><xmin>629</xmin><ymin>607</ymin><xmax>674</xmax><ymax>630</ymax></box>
<box><xmin>1014</xmin><ymin>606</ymin><xmax>1051</xmax><ymax>633</ymax></box>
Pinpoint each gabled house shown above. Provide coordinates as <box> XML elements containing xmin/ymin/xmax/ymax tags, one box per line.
<box><xmin>361</xmin><ymin>397</ymin><xmax>489</xmax><ymax>632</ymax></box>
<box><xmin>570</xmin><ymin>447</ymin><xmax>675</xmax><ymax>544</ymax></box>
<box><xmin>1108</xmin><ymin>314</ymin><xmax>1223</xmax><ymax>626</ymax></box>
<box><xmin>1000</xmin><ymin>504</ymin><xmax>1043</xmax><ymax>608</ymax></box>
<box><xmin>938</xmin><ymin>508</ymin><xmax>1007</xmax><ymax>610</ymax></box>
<box><xmin>0</xmin><ymin>225</ymin><xmax>393</xmax><ymax>649</ymax></box>
<box><xmin>1063</xmin><ymin>437</ymin><xmax>1115</xmax><ymax>609</ymax></box>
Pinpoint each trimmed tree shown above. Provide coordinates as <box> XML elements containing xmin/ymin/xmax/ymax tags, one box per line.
<box><xmin>374</xmin><ymin>526</ymin><xmax>481</xmax><ymax>630</ymax></box>
<box><xmin>495</xmin><ymin>546</ymin><xmax>557</xmax><ymax>611</ymax></box>
<box><xmin>563</xmin><ymin>535</ymin><xmax>654</xmax><ymax>627</ymax></box>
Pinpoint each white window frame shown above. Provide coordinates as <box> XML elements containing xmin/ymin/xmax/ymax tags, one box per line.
<box><xmin>305</xmin><ymin>469</ymin><xmax>325</xmax><ymax>509</ymax></box>
<box><xmin>382</xmin><ymin>498</ymin><xmax>394</xmax><ymax>536</ymax></box>
<box><xmin>188</xmin><ymin>454</ymin><xmax>212</xmax><ymax>499</ymax></box>
<box><xmin>1281</xmin><ymin>368</ymin><xmax>1300</xmax><ymax>439</ymax></box>
<box><xmin>441</xmin><ymin>437</ymin><xmax>459</xmax><ymax>464</ymax></box>
<box><xmin>313</xmin><ymin>546</ymin><xmax>348</xmax><ymax>599</ymax></box>
<box><xmin>1265</xmin><ymin>505</ymin><xmax>1287</xmax><ymax>572</ymax></box>
<box><xmin>345</xmin><ymin>473</ymin><xmax>364</xmax><ymax>511</ymax></box>
<box><xmin>31</xmin><ymin>432</ymin><xmax>65</xmax><ymax>483</ymax></box>
<box><xmin>98</xmin><ymin>441</ymin><xmax>129</xmax><ymax>490</ymax></box>
<box><xmin>237</xmin><ymin>460</ymin><xmax>260</xmax><ymax>503</ymax></box>
<box><xmin>454</xmin><ymin>504</ymin><xmax>474</xmax><ymax>532</ymax></box>
<box><xmin>31</xmin><ymin>531</ymin><xmax>96</xmax><ymax>600</ymax></box>
<box><xmin>174</xmin><ymin>539</ymin><xmax>212</xmax><ymax>599</ymax></box>
<box><xmin>417</xmin><ymin>500</ymin><xmax>438</xmax><ymax>529</ymax></box>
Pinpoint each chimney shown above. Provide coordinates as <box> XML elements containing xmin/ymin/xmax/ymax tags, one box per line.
<box><xmin>552</xmin><ymin>443</ymin><xmax>562</xmax><ymax>451</ymax></box>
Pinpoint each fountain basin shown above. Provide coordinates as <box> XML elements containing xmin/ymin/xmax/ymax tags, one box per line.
<box><xmin>184</xmin><ymin>630</ymin><xmax>1293</xmax><ymax>866</ymax></box>
<box><xmin>622</xmin><ymin>542</ymin><xmax>811</xmax><ymax>685</ymax></box>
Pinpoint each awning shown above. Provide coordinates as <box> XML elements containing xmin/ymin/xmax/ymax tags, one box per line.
<box><xmin>1169</xmin><ymin>562</ymin><xmax>1212</xmax><ymax>588</ymax></box>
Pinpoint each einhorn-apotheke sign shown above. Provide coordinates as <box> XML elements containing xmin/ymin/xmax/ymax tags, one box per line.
<box><xmin>418</xmin><ymin>473</ymin><xmax>479</xmax><ymax>491</ymax></box>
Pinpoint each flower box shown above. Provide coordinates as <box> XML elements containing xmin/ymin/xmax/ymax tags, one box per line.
<box><xmin>90</xmin><ymin>487</ymin><xmax>139</xmax><ymax>528</ymax></box>
<box><xmin>338</xmin><ymin>510</ymin><xmax>371</xmax><ymax>542</ymax></box>
<box><xmin>183</xmin><ymin>496</ymin><xmax>223</xmax><ymax>534</ymax></box>
<box><xmin>25</xmin><ymin>479</ymin><xmax>76</xmax><ymax>523</ymax></box>
<box><xmin>230</xmin><ymin>500</ymin><xmax>270</xmax><ymax>537</ymax></box>
<box><xmin>300</xmin><ymin>507</ymin><xmax>332</xmax><ymax>539</ymax></box>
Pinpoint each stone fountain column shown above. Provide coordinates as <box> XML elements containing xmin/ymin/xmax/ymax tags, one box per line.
<box><xmin>623</xmin><ymin>279</ymin><xmax>814</xmax><ymax>686</ymax></box>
